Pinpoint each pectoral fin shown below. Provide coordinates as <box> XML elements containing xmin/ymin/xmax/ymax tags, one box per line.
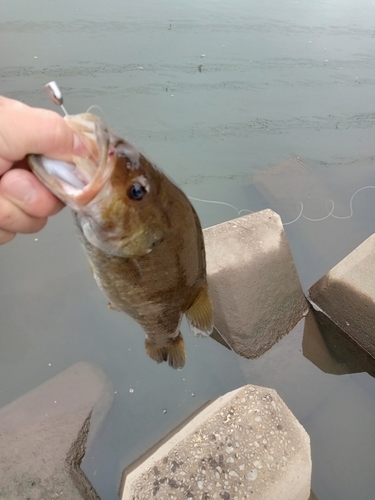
<box><xmin>185</xmin><ymin>284</ymin><xmax>214</xmax><ymax>337</ymax></box>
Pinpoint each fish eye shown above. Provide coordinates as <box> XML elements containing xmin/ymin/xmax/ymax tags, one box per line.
<box><xmin>128</xmin><ymin>182</ymin><xmax>147</xmax><ymax>201</ymax></box>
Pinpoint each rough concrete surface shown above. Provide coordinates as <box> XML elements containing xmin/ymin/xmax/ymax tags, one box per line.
<box><xmin>122</xmin><ymin>384</ymin><xmax>311</xmax><ymax>500</ymax></box>
<box><xmin>0</xmin><ymin>362</ymin><xmax>113</xmax><ymax>500</ymax></box>
<box><xmin>204</xmin><ymin>210</ymin><xmax>307</xmax><ymax>358</ymax></box>
<box><xmin>309</xmin><ymin>233</ymin><xmax>375</xmax><ymax>358</ymax></box>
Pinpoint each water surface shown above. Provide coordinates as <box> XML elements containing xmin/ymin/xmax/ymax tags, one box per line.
<box><xmin>1</xmin><ymin>1</ymin><xmax>375</xmax><ymax>498</ymax></box>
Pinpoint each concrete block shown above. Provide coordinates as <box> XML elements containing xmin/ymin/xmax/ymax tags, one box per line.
<box><xmin>204</xmin><ymin>210</ymin><xmax>307</xmax><ymax>358</ymax></box>
<box><xmin>309</xmin><ymin>233</ymin><xmax>375</xmax><ymax>358</ymax></box>
<box><xmin>0</xmin><ymin>362</ymin><xmax>113</xmax><ymax>500</ymax></box>
<box><xmin>121</xmin><ymin>384</ymin><xmax>311</xmax><ymax>500</ymax></box>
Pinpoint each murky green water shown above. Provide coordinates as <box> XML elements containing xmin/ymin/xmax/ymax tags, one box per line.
<box><xmin>2</xmin><ymin>0</ymin><xmax>375</xmax><ymax>498</ymax></box>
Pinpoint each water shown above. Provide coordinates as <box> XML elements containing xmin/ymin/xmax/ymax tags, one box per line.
<box><xmin>1</xmin><ymin>0</ymin><xmax>375</xmax><ymax>498</ymax></box>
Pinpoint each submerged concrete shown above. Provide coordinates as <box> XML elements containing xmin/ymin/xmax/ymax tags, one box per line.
<box><xmin>303</xmin><ymin>308</ymin><xmax>375</xmax><ymax>378</ymax></box>
<box><xmin>204</xmin><ymin>209</ymin><xmax>307</xmax><ymax>358</ymax></box>
<box><xmin>309</xmin><ymin>233</ymin><xmax>375</xmax><ymax>358</ymax></box>
<box><xmin>302</xmin><ymin>309</ymin><xmax>350</xmax><ymax>376</ymax></box>
<box><xmin>121</xmin><ymin>384</ymin><xmax>311</xmax><ymax>500</ymax></box>
<box><xmin>0</xmin><ymin>362</ymin><xmax>113</xmax><ymax>500</ymax></box>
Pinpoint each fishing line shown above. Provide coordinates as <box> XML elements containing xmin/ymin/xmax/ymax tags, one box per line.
<box><xmin>330</xmin><ymin>185</ymin><xmax>375</xmax><ymax>219</ymax></box>
<box><xmin>283</xmin><ymin>201</ymin><xmax>335</xmax><ymax>224</ymax></box>
<box><xmin>86</xmin><ymin>104</ymin><xmax>107</xmax><ymax>123</ymax></box>
<box><xmin>188</xmin><ymin>196</ymin><xmax>242</xmax><ymax>213</ymax></box>
<box><xmin>281</xmin><ymin>203</ymin><xmax>304</xmax><ymax>226</ymax></box>
<box><xmin>189</xmin><ymin>185</ymin><xmax>375</xmax><ymax>227</ymax></box>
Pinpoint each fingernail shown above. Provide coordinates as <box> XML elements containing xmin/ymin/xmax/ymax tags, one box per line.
<box><xmin>5</xmin><ymin>176</ymin><xmax>36</xmax><ymax>203</ymax></box>
<box><xmin>73</xmin><ymin>133</ymin><xmax>87</xmax><ymax>156</ymax></box>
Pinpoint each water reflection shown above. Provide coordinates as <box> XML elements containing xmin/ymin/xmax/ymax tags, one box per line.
<box><xmin>304</xmin><ymin>309</ymin><xmax>375</xmax><ymax>378</ymax></box>
<box><xmin>211</xmin><ymin>305</ymin><xmax>375</xmax><ymax>379</ymax></box>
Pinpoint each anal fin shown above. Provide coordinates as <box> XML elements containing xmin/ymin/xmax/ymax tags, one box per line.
<box><xmin>185</xmin><ymin>284</ymin><xmax>214</xmax><ymax>337</ymax></box>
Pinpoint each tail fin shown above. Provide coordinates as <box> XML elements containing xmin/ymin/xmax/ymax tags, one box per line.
<box><xmin>145</xmin><ymin>334</ymin><xmax>186</xmax><ymax>369</ymax></box>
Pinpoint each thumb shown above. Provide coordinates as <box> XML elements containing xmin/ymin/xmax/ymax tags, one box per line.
<box><xmin>0</xmin><ymin>97</ymin><xmax>86</xmax><ymax>174</ymax></box>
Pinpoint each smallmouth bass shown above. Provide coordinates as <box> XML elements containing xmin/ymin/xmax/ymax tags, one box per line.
<box><xmin>28</xmin><ymin>113</ymin><xmax>213</xmax><ymax>369</ymax></box>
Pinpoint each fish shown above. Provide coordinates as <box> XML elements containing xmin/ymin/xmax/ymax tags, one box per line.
<box><xmin>28</xmin><ymin>113</ymin><xmax>213</xmax><ymax>369</ymax></box>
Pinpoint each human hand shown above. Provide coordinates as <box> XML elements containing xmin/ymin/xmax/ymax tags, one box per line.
<box><xmin>0</xmin><ymin>96</ymin><xmax>85</xmax><ymax>244</ymax></box>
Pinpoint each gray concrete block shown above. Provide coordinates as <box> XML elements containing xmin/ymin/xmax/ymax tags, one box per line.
<box><xmin>309</xmin><ymin>233</ymin><xmax>375</xmax><ymax>357</ymax></box>
<box><xmin>0</xmin><ymin>362</ymin><xmax>113</xmax><ymax>500</ymax></box>
<box><xmin>204</xmin><ymin>210</ymin><xmax>307</xmax><ymax>358</ymax></box>
<box><xmin>121</xmin><ymin>384</ymin><xmax>311</xmax><ymax>500</ymax></box>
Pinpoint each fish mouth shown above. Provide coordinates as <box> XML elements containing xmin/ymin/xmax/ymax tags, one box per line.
<box><xmin>28</xmin><ymin>113</ymin><xmax>115</xmax><ymax>210</ymax></box>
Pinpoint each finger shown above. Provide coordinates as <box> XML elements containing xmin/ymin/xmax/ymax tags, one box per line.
<box><xmin>0</xmin><ymin>228</ymin><xmax>15</xmax><ymax>245</ymax></box>
<box><xmin>0</xmin><ymin>158</ymin><xmax>13</xmax><ymax>175</ymax></box>
<box><xmin>0</xmin><ymin>96</ymin><xmax>86</xmax><ymax>175</ymax></box>
<box><xmin>0</xmin><ymin>194</ymin><xmax>47</xmax><ymax>234</ymax></box>
<box><xmin>0</xmin><ymin>169</ymin><xmax>64</xmax><ymax>218</ymax></box>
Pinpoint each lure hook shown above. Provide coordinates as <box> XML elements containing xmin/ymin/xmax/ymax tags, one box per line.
<box><xmin>44</xmin><ymin>81</ymin><xmax>68</xmax><ymax>116</ymax></box>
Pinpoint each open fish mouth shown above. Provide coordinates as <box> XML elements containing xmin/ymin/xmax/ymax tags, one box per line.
<box><xmin>39</xmin><ymin>157</ymin><xmax>88</xmax><ymax>189</ymax></box>
<box><xmin>28</xmin><ymin>113</ymin><xmax>115</xmax><ymax>210</ymax></box>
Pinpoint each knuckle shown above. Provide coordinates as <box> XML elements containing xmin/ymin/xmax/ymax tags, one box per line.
<box><xmin>0</xmin><ymin>195</ymin><xmax>46</xmax><ymax>234</ymax></box>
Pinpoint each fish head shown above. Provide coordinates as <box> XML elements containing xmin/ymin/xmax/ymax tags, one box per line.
<box><xmin>28</xmin><ymin>113</ymin><xmax>169</xmax><ymax>258</ymax></box>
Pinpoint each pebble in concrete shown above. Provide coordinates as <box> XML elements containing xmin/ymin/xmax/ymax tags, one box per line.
<box><xmin>203</xmin><ymin>210</ymin><xmax>307</xmax><ymax>358</ymax></box>
<box><xmin>122</xmin><ymin>384</ymin><xmax>311</xmax><ymax>500</ymax></box>
<box><xmin>0</xmin><ymin>362</ymin><xmax>113</xmax><ymax>500</ymax></box>
<box><xmin>309</xmin><ymin>233</ymin><xmax>375</xmax><ymax>358</ymax></box>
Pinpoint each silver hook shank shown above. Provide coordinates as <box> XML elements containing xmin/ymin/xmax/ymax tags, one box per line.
<box><xmin>44</xmin><ymin>81</ymin><xmax>68</xmax><ymax>115</ymax></box>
